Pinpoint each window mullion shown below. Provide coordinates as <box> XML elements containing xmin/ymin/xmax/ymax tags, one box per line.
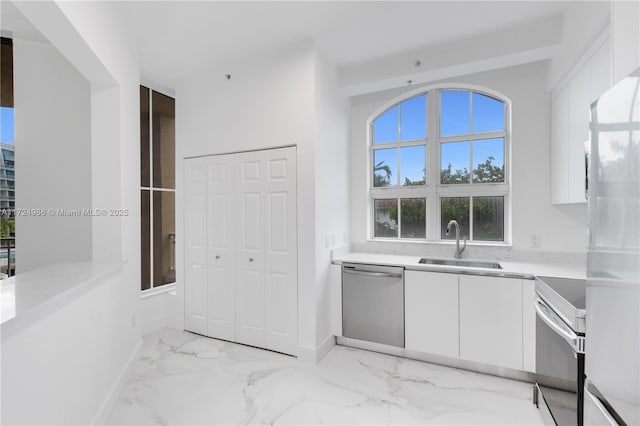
<box><xmin>428</xmin><ymin>90</ymin><xmax>439</xmax><ymax>241</ymax></box>
<box><xmin>396</xmin><ymin>145</ymin><xmax>400</xmax><ymax>187</ymax></box>
<box><xmin>148</xmin><ymin>88</ymin><xmax>154</xmax><ymax>290</ymax></box>
<box><xmin>469</xmin><ymin>195</ymin><xmax>474</xmax><ymax>241</ymax></box>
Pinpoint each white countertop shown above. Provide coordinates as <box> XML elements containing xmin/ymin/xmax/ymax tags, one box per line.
<box><xmin>1</xmin><ymin>261</ymin><xmax>124</xmax><ymax>326</ymax></box>
<box><xmin>332</xmin><ymin>252</ymin><xmax>586</xmax><ymax>280</ymax></box>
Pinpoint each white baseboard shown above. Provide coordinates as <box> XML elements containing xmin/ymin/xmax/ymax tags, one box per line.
<box><xmin>316</xmin><ymin>334</ymin><xmax>336</xmax><ymax>363</ymax></box>
<box><xmin>296</xmin><ymin>335</ymin><xmax>336</xmax><ymax>364</ymax></box>
<box><xmin>166</xmin><ymin>315</ymin><xmax>184</xmax><ymax>331</ymax></box>
<box><xmin>296</xmin><ymin>344</ymin><xmax>317</xmax><ymax>363</ymax></box>
<box><xmin>141</xmin><ymin>317</ymin><xmax>167</xmax><ymax>336</ymax></box>
<box><xmin>91</xmin><ymin>339</ymin><xmax>143</xmax><ymax>425</ymax></box>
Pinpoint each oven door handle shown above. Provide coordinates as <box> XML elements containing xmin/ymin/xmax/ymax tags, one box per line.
<box><xmin>535</xmin><ymin>296</ymin><xmax>578</xmax><ymax>347</ymax></box>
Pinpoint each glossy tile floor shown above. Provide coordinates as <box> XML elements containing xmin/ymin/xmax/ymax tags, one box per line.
<box><xmin>106</xmin><ymin>329</ymin><xmax>544</xmax><ymax>425</ymax></box>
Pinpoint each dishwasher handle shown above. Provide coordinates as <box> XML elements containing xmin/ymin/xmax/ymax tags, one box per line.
<box><xmin>343</xmin><ymin>268</ymin><xmax>403</xmax><ymax>279</ymax></box>
<box><xmin>535</xmin><ymin>295</ymin><xmax>582</xmax><ymax>353</ymax></box>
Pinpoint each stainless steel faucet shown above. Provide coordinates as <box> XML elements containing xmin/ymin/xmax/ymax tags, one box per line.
<box><xmin>446</xmin><ymin>220</ymin><xmax>467</xmax><ymax>259</ymax></box>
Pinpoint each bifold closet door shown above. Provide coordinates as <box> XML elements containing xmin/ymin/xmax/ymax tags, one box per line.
<box><xmin>184</xmin><ymin>158</ymin><xmax>207</xmax><ymax>335</ymax></box>
<box><xmin>205</xmin><ymin>155</ymin><xmax>236</xmax><ymax>340</ymax></box>
<box><xmin>235</xmin><ymin>147</ymin><xmax>298</xmax><ymax>355</ymax></box>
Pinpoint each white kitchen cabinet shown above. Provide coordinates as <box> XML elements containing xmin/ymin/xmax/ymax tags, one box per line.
<box><xmin>551</xmin><ymin>36</ymin><xmax>612</xmax><ymax>205</ymax></box>
<box><xmin>551</xmin><ymin>86</ymin><xmax>569</xmax><ymax>204</ymax></box>
<box><xmin>459</xmin><ymin>275</ymin><xmax>523</xmax><ymax>370</ymax></box>
<box><xmin>589</xmin><ymin>39</ymin><xmax>612</xmax><ymax>105</ymax></box>
<box><xmin>567</xmin><ymin>65</ymin><xmax>590</xmax><ymax>204</ymax></box>
<box><xmin>405</xmin><ymin>271</ymin><xmax>459</xmax><ymax>358</ymax></box>
<box><xmin>184</xmin><ymin>146</ymin><xmax>298</xmax><ymax>356</ymax></box>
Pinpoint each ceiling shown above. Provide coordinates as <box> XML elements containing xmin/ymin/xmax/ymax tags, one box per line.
<box><xmin>4</xmin><ymin>1</ymin><xmax>597</xmax><ymax>90</ymax></box>
<box><xmin>0</xmin><ymin>1</ymin><xmax>48</xmax><ymax>43</ymax></box>
<box><xmin>112</xmin><ymin>1</ymin><xmax>577</xmax><ymax>89</ymax></box>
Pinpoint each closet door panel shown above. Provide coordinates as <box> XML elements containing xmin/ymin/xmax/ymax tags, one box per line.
<box><xmin>234</xmin><ymin>152</ymin><xmax>266</xmax><ymax>348</ymax></box>
<box><xmin>184</xmin><ymin>158</ymin><xmax>207</xmax><ymax>335</ymax></box>
<box><xmin>264</xmin><ymin>147</ymin><xmax>297</xmax><ymax>355</ymax></box>
<box><xmin>205</xmin><ymin>155</ymin><xmax>235</xmax><ymax>340</ymax></box>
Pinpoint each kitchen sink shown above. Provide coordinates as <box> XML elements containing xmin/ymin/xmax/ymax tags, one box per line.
<box><xmin>418</xmin><ymin>258</ymin><xmax>502</xmax><ymax>269</ymax></box>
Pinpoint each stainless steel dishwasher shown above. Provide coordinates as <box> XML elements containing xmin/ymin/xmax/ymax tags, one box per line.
<box><xmin>342</xmin><ymin>263</ymin><xmax>405</xmax><ymax>348</ymax></box>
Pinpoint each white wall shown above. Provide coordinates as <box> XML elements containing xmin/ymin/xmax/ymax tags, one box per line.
<box><xmin>314</xmin><ymin>52</ymin><xmax>350</xmax><ymax>349</ymax></box>
<box><xmin>139</xmin><ymin>289</ymin><xmax>180</xmax><ymax>335</ymax></box>
<box><xmin>340</xmin><ymin>14</ymin><xmax>562</xmax><ymax>97</ymax></box>
<box><xmin>7</xmin><ymin>1</ymin><xmax>142</xmax><ymax>423</ymax></box>
<box><xmin>547</xmin><ymin>2</ymin><xmax>610</xmax><ymax>91</ymax></box>
<box><xmin>175</xmin><ymin>41</ymin><xmax>319</xmax><ymax>354</ymax></box>
<box><xmin>1</xmin><ymin>271</ymin><xmax>139</xmax><ymax>425</ymax></box>
<box><xmin>13</xmin><ymin>39</ymin><xmax>92</xmax><ymax>272</ymax></box>
<box><xmin>350</xmin><ymin>61</ymin><xmax>588</xmax><ymax>254</ymax></box>
<box><xmin>611</xmin><ymin>0</ymin><xmax>640</xmax><ymax>84</ymax></box>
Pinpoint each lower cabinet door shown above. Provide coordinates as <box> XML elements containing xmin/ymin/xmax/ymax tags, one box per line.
<box><xmin>405</xmin><ymin>270</ymin><xmax>459</xmax><ymax>358</ymax></box>
<box><xmin>459</xmin><ymin>275</ymin><xmax>523</xmax><ymax>370</ymax></box>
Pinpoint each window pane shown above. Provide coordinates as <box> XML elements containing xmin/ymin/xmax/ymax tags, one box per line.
<box><xmin>441</xmin><ymin>141</ymin><xmax>470</xmax><ymax>184</ymax></box>
<box><xmin>441</xmin><ymin>90</ymin><xmax>470</xmax><ymax>136</ymax></box>
<box><xmin>400</xmin><ymin>95</ymin><xmax>426</xmax><ymax>140</ymax></box>
<box><xmin>441</xmin><ymin>197</ymin><xmax>470</xmax><ymax>240</ymax></box>
<box><xmin>1</xmin><ymin>38</ymin><xmax>13</xmax><ymax>106</ymax></box>
<box><xmin>140</xmin><ymin>86</ymin><xmax>150</xmax><ymax>187</ymax></box>
<box><xmin>400</xmin><ymin>145</ymin><xmax>425</xmax><ymax>186</ymax></box>
<box><xmin>374</xmin><ymin>199</ymin><xmax>398</xmax><ymax>238</ymax></box>
<box><xmin>141</xmin><ymin>190</ymin><xmax>150</xmax><ymax>291</ymax></box>
<box><xmin>373</xmin><ymin>148</ymin><xmax>397</xmax><ymax>187</ymax></box>
<box><xmin>401</xmin><ymin>198</ymin><xmax>426</xmax><ymax>238</ymax></box>
<box><xmin>473</xmin><ymin>196</ymin><xmax>504</xmax><ymax>241</ymax></box>
<box><xmin>153</xmin><ymin>191</ymin><xmax>176</xmax><ymax>286</ymax></box>
<box><xmin>473</xmin><ymin>137</ymin><xmax>504</xmax><ymax>183</ymax></box>
<box><xmin>0</xmin><ymin>107</ymin><xmax>14</xmax><ymax>143</ymax></box>
<box><xmin>152</xmin><ymin>90</ymin><xmax>175</xmax><ymax>189</ymax></box>
<box><xmin>373</xmin><ymin>105</ymin><xmax>398</xmax><ymax>144</ymax></box>
<box><xmin>472</xmin><ymin>93</ymin><xmax>504</xmax><ymax>133</ymax></box>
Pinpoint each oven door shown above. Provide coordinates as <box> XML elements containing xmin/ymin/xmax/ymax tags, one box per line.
<box><xmin>535</xmin><ymin>295</ymin><xmax>585</xmax><ymax>426</ymax></box>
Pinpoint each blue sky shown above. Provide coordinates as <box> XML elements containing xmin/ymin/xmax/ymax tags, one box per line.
<box><xmin>441</xmin><ymin>141</ymin><xmax>470</xmax><ymax>173</ymax></box>
<box><xmin>473</xmin><ymin>137</ymin><xmax>504</xmax><ymax>169</ymax></box>
<box><xmin>400</xmin><ymin>145</ymin><xmax>425</xmax><ymax>184</ymax></box>
<box><xmin>0</xmin><ymin>107</ymin><xmax>15</xmax><ymax>143</ymax></box>
<box><xmin>373</xmin><ymin>90</ymin><xmax>504</xmax><ymax>182</ymax></box>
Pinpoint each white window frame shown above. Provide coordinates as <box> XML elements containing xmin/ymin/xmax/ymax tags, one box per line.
<box><xmin>141</xmin><ymin>85</ymin><xmax>177</xmax><ymax>293</ymax></box>
<box><xmin>367</xmin><ymin>84</ymin><xmax>512</xmax><ymax>245</ymax></box>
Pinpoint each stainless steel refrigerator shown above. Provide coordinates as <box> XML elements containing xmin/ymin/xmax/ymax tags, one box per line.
<box><xmin>586</xmin><ymin>67</ymin><xmax>639</xmax><ymax>425</ymax></box>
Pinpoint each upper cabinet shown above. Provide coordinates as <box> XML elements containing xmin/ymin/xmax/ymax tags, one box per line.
<box><xmin>551</xmin><ymin>36</ymin><xmax>612</xmax><ymax>205</ymax></box>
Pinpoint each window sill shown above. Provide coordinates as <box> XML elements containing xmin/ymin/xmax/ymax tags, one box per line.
<box><xmin>367</xmin><ymin>238</ymin><xmax>512</xmax><ymax>248</ymax></box>
<box><xmin>141</xmin><ymin>282</ymin><xmax>176</xmax><ymax>299</ymax></box>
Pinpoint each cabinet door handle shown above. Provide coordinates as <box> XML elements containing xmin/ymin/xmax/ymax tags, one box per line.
<box><xmin>215</xmin><ymin>255</ymin><xmax>220</xmax><ymax>259</ymax></box>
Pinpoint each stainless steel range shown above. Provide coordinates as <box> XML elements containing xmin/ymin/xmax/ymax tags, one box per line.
<box><xmin>534</xmin><ymin>275</ymin><xmax>586</xmax><ymax>426</ymax></box>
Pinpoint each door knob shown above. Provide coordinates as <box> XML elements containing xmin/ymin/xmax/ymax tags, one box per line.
<box><xmin>249</xmin><ymin>258</ymin><xmax>254</xmax><ymax>262</ymax></box>
<box><xmin>215</xmin><ymin>255</ymin><xmax>220</xmax><ymax>259</ymax></box>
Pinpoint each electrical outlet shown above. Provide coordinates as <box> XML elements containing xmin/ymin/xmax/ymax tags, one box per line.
<box><xmin>530</xmin><ymin>233</ymin><xmax>541</xmax><ymax>249</ymax></box>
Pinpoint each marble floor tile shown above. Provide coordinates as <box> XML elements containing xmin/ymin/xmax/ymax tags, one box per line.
<box><xmin>106</xmin><ymin>328</ymin><xmax>544</xmax><ymax>425</ymax></box>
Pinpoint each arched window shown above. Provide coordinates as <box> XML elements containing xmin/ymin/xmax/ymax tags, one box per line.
<box><xmin>369</xmin><ymin>87</ymin><xmax>510</xmax><ymax>243</ymax></box>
